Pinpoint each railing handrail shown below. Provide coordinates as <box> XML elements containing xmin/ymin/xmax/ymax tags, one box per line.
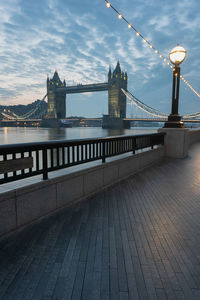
<box><xmin>0</xmin><ymin>132</ymin><xmax>164</xmax><ymax>151</ymax></box>
<box><xmin>0</xmin><ymin>133</ymin><xmax>165</xmax><ymax>184</ymax></box>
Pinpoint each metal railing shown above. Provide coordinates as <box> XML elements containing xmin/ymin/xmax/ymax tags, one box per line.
<box><xmin>0</xmin><ymin>133</ymin><xmax>165</xmax><ymax>184</ymax></box>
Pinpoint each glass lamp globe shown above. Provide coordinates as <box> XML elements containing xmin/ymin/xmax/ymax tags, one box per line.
<box><xmin>169</xmin><ymin>45</ymin><xmax>186</xmax><ymax>65</ymax></box>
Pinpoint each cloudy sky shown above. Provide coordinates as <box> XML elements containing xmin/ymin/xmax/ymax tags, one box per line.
<box><xmin>0</xmin><ymin>0</ymin><xmax>200</xmax><ymax>117</ymax></box>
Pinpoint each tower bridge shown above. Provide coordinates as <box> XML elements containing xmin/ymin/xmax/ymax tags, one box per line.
<box><xmin>1</xmin><ymin>61</ymin><xmax>200</xmax><ymax>128</ymax></box>
<box><xmin>45</xmin><ymin>61</ymin><xmax>129</xmax><ymax>128</ymax></box>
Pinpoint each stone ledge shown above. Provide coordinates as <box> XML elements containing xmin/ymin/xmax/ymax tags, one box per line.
<box><xmin>0</xmin><ymin>147</ymin><xmax>165</xmax><ymax>240</ymax></box>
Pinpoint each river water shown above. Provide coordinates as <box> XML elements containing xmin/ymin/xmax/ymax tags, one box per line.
<box><xmin>0</xmin><ymin>127</ymin><xmax>159</xmax><ymax>145</ymax></box>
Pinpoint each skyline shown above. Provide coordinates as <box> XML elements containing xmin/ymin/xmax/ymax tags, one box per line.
<box><xmin>0</xmin><ymin>0</ymin><xmax>200</xmax><ymax>117</ymax></box>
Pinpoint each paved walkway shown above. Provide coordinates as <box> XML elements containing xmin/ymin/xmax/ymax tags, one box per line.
<box><xmin>1</xmin><ymin>143</ymin><xmax>200</xmax><ymax>300</ymax></box>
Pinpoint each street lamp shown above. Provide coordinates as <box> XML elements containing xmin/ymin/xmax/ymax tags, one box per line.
<box><xmin>164</xmin><ymin>45</ymin><xmax>187</xmax><ymax>128</ymax></box>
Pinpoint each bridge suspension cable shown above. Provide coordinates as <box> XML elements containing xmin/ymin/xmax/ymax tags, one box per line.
<box><xmin>182</xmin><ymin>112</ymin><xmax>200</xmax><ymax>119</ymax></box>
<box><xmin>122</xmin><ymin>89</ymin><xmax>168</xmax><ymax>118</ymax></box>
<box><xmin>1</xmin><ymin>112</ymin><xmax>17</xmax><ymax>120</ymax></box>
<box><xmin>123</xmin><ymin>89</ymin><xmax>200</xmax><ymax>119</ymax></box>
<box><xmin>1</xmin><ymin>94</ymin><xmax>47</xmax><ymax>120</ymax></box>
<box><xmin>20</xmin><ymin>94</ymin><xmax>47</xmax><ymax>119</ymax></box>
<box><xmin>104</xmin><ymin>0</ymin><xmax>200</xmax><ymax>99</ymax></box>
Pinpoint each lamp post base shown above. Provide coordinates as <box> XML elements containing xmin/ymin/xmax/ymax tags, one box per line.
<box><xmin>164</xmin><ymin>114</ymin><xmax>184</xmax><ymax>128</ymax></box>
<box><xmin>158</xmin><ymin>128</ymin><xmax>189</xmax><ymax>158</ymax></box>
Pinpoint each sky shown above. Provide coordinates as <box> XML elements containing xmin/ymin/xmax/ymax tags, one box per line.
<box><xmin>0</xmin><ymin>0</ymin><xmax>200</xmax><ymax>117</ymax></box>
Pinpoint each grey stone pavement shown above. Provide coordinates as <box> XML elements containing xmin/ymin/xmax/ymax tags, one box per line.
<box><xmin>1</xmin><ymin>143</ymin><xmax>200</xmax><ymax>300</ymax></box>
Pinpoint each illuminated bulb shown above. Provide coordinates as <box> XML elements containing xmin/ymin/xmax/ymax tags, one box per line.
<box><xmin>106</xmin><ymin>2</ymin><xmax>111</xmax><ymax>7</ymax></box>
<box><xmin>149</xmin><ymin>45</ymin><xmax>152</xmax><ymax>48</ymax></box>
<box><xmin>143</xmin><ymin>39</ymin><xmax>147</xmax><ymax>43</ymax></box>
<box><xmin>160</xmin><ymin>55</ymin><xmax>162</xmax><ymax>58</ymax></box>
<box><xmin>136</xmin><ymin>32</ymin><xmax>139</xmax><ymax>36</ymax></box>
<box><xmin>155</xmin><ymin>50</ymin><xmax>158</xmax><ymax>53</ymax></box>
<box><xmin>128</xmin><ymin>24</ymin><xmax>131</xmax><ymax>28</ymax></box>
<box><xmin>118</xmin><ymin>14</ymin><xmax>122</xmax><ymax>19</ymax></box>
<box><xmin>167</xmin><ymin>62</ymin><xmax>170</xmax><ymax>65</ymax></box>
<box><xmin>169</xmin><ymin>45</ymin><xmax>186</xmax><ymax>65</ymax></box>
<box><xmin>164</xmin><ymin>58</ymin><xmax>167</xmax><ymax>62</ymax></box>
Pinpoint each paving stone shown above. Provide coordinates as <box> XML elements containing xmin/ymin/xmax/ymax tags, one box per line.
<box><xmin>0</xmin><ymin>143</ymin><xmax>200</xmax><ymax>299</ymax></box>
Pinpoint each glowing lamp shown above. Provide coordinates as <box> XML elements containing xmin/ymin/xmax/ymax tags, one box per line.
<box><xmin>169</xmin><ymin>45</ymin><xmax>186</xmax><ymax>65</ymax></box>
<box><xmin>164</xmin><ymin>45</ymin><xmax>187</xmax><ymax>128</ymax></box>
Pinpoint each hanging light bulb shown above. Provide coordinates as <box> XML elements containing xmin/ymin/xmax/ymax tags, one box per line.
<box><xmin>104</xmin><ymin>0</ymin><xmax>200</xmax><ymax>99</ymax></box>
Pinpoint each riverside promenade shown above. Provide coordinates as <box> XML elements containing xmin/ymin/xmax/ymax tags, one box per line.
<box><xmin>0</xmin><ymin>142</ymin><xmax>200</xmax><ymax>299</ymax></box>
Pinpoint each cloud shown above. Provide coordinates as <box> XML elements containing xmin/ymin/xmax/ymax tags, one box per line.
<box><xmin>0</xmin><ymin>0</ymin><xmax>200</xmax><ymax>116</ymax></box>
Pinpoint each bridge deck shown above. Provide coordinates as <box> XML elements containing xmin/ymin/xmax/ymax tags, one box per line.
<box><xmin>1</xmin><ymin>143</ymin><xmax>200</xmax><ymax>299</ymax></box>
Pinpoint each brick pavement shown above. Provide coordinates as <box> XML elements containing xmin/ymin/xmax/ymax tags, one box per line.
<box><xmin>1</xmin><ymin>143</ymin><xmax>200</xmax><ymax>299</ymax></box>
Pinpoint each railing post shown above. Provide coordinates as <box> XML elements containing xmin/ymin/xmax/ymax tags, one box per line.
<box><xmin>151</xmin><ymin>136</ymin><xmax>154</xmax><ymax>149</ymax></box>
<box><xmin>42</xmin><ymin>148</ymin><xmax>48</xmax><ymax>180</ymax></box>
<box><xmin>162</xmin><ymin>133</ymin><xmax>165</xmax><ymax>145</ymax></box>
<box><xmin>102</xmin><ymin>140</ymin><xmax>106</xmax><ymax>163</ymax></box>
<box><xmin>132</xmin><ymin>137</ymin><xmax>136</xmax><ymax>154</ymax></box>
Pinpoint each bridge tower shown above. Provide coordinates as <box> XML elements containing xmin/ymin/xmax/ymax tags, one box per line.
<box><xmin>103</xmin><ymin>61</ymin><xmax>130</xmax><ymax>128</ymax></box>
<box><xmin>108</xmin><ymin>61</ymin><xmax>127</xmax><ymax>118</ymax></box>
<box><xmin>47</xmin><ymin>71</ymin><xmax>66</xmax><ymax>119</ymax></box>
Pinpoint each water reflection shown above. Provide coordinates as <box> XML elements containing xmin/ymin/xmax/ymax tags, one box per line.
<box><xmin>48</xmin><ymin>128</ymin><xmax>67</xmax><ymax>140</ymax></box>
<box><xmin>105</xmin><ymin>129</ymin><xmax>126</xmax><ymax>137</ymax></box>
<box><xmin>0</xmin><ymin>126</ymin><xmax>159</xmax><ymax>145</ymax></box>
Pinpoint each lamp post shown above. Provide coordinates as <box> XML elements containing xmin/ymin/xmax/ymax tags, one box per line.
<box><xmin>164</xmin><ymin>45</ymin><xmax>187</xmax><ymax>128</ymax></box>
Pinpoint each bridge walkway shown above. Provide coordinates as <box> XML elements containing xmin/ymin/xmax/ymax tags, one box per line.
<box><xmin>1</xmin><ymin>143</ymin><xmax>200</xmax><ymax>299</ymax></box>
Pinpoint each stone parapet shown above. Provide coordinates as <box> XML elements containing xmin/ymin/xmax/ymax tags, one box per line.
<box><xmin>0</xmin><ymin>147</ymin><xmax>164</xmax><ymax>239</ymax></box>
<box><xmin>158</xmin><ymin>128</ymin><xmax>189</xmax><ymax>158</ymax></box>
<box><xmin>189</xmin><ymin>129</ymin><xmax>200</xmax><ymax>145</ymax></box>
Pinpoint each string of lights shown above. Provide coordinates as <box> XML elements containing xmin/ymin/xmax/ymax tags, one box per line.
<box><xmin>104</xmin><ymin>0</ymin><xmax>200</xmax><ymax>99</ymax></box>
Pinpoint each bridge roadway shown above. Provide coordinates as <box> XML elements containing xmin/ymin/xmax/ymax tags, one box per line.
<box><xmin>1</xmin><ymin>143</ymin><xmax>200</xmax><ymax>299</ymax></box>
<box><xmin>125</xmin><ymin>118</ymin><xmax>200</xmax><ymax>123</ymax></box>
<box><xmin>2</xmin><ymin>117</ymin><xmax>200</xmax><ymax>126</ymax></box>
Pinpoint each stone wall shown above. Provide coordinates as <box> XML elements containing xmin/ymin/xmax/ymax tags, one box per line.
<box><xmin>189</xmin><ymin>129</ymin><xmax>200</xmax><ymax>145</ymax></box>
<box><xmin>0</xmin><ymin>147</ymin><xmax>164</xmax><ymax>239</ymax></box>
